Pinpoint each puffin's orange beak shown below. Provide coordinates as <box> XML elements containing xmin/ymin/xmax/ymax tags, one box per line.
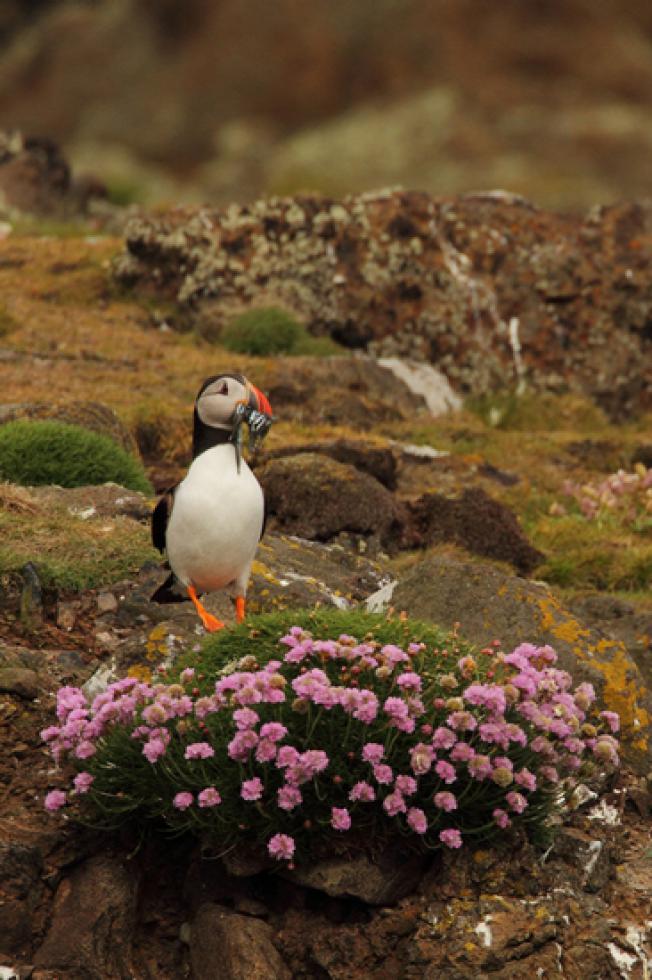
<box><xmin>250</xmin><ymin>384</ymin><xmax>272</xmax><ymax>418</ymax></box>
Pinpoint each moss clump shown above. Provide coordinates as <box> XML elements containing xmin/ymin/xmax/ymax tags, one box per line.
<box><xmin>220</xmin><ymin>306</ymin><xmax>338</xmax><ymax>357</ymax></box>
<box><xmin>0</xmin><ymin>420</ymin><xmax>152</xmax><ymax>494</ymax></box>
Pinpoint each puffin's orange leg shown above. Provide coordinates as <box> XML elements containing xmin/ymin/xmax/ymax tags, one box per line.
<box><xmin>187</xmin><ymin>586</ymin><xmax>224</xmax><ymax>632</ymax></box>
<box><xmin>235</xmin><ymin>596</ymin><xmax>246</xmax><ymax>624</ymax></box>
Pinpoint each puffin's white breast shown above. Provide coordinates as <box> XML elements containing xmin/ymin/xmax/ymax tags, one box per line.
<box><xmin>165</xmin><ymin>445</ymin><xmax>264</xmax><ymax>592</ymax></box>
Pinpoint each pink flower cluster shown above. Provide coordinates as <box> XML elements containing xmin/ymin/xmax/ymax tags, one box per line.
<box><xmin>557</xmin><ymin>464</ymin><xmax>652</xmax><ymax>524</ymax></box>
<box><xmin>41</xmin><ymin>627</ymin><xmax>621</xmax><ymax>862</ymax></box>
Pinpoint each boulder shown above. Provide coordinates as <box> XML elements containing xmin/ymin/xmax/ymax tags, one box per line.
<box><xmin>190</xmin><ymin>904</ymin><xmax>291</xmax><ymax>980</ymax></box>
<box><xmin>399</xmin><ymin>486</ymin><xmax>544</xmax><ymax>573</ymax></box>
<box><xmin>33</xmin><ymin>854</ymin><xmax>138</xmax><ymax>978</ymax></box>
<box><xmin>257</xmin><ymin>453</ymin><xmax>398</xmax><ymax>543</ymax></box>
<box><xmin>371</xmin><ymin>556</ymin><xmax>652</xmax><ymax>772</ymax></box>
<box><xmin>283</xmin><ymin>849</ymin><xmax>426</xmax><ymax>906</ymax></box>
<box><xmin>256</xmin><ymin>437</ymin><xmax>399</xmax><ymax>490</ymax></box>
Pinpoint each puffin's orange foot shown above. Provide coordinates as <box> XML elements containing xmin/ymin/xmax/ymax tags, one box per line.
<box><xmin>200</xmin><ymin>610</ymin><xmax>225</xmax><ymax>632</ymax></box>
<box><xmin>188</xmin><ymin>586</ymin><xmax>224</xmax><ymax>632</ymax></box>
<box><xmin>235</xmin><ymin>595</ymin><xmax>246</xmax><ymax>624</ymax></box>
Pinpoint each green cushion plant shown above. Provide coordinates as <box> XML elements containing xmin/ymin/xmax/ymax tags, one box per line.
<box><xmin>41</xmin><ymin>609</ymin><xmax>620</xmax><ymax>866</ymax></box>
<box><xmin>220</xmin><ymin>306</ymin><xmax>338</xmax><ymax>357</ymax></box>
<box><xmin>0</xmin><ymin>419</ymin><xmax>152</xmax><ymax>494</ymax></box>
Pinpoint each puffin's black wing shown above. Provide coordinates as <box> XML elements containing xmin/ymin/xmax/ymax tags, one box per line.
<box><xmin>151</xmin><ymin>485</ymin><xmax>177</xmax><ymax>553</ymax></box>
<box><xmin>260</xmin><ymin>493</ymin><xmax>268</xmax><ymax>540</ymax></box>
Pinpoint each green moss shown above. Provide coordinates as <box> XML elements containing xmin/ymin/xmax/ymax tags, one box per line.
<box><xmin>220</xmin><ymin>306</ymin><xmax>339</xmax><ymax>357</ymax></box>
<box><xmin>0</xmin><ymin>420</ymin><xmax>152</xmax><ymax>494</ymax></box>
<box><xmin>180</xmin><ymin>608</ymin><xmax>453</xmax><ymax>677</ymax></box>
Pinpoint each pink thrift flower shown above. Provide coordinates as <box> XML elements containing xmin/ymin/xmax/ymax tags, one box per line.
<box><xmin>74</xmin><ymin>740</ymin><xmax>96</xmax><ymax>760</ymax></box>
<box><xmin>277</xmin><ymin>784</ymin><xmax>302</xmax><ymax>811</ymax></box>
<box><xmin>233</xmin><ymin>707</ymin><xmax>260</xmax><ymax>730</ymax></box>
<box><xmin>432</xmin><ymin>727</ymin><xmax>456</xmax><ymax>750</ymax></box>
<box><xmin>410</xmin><ymin>742</ymin><xmax>435</xmax><ymax>775</ymax></box>
<box><xmin>463</xmin><ymin>682</ymin><xmax>506</xmax><ymax>715</ymax></box>
<box><xmin>268</xmin><ymin>833</ymin><xmax>295</xmax><ymax>861</ymax></box>
<box><xmin>40</xmin><ymin>725</ymin><xmax>61</xmax><ymax>743</ymax></box>
<box><xmin>73</xmin><ymin>772</ymin><xmax>94</xmax><ymax>794</ymax></box>
<box><xmin>143</xmin><ymin>737</ymin><xmax>167</xmax><ymax>763</ymax></box>
<box><xmin>373</xmin><ymin>763</ymin><xmax>394</xmax><ymax>785</ymax></box>
<box><xmin>515</xmin><ymin>768</ymin><xmax>537</xmax><ymax>792</ymax></box>
<box><xmin>506</xmin><ymin>791</ymin><xmax>528</xmax><ymax>814</ymax></box>
<box><xmin>184</xmin><ymin>741</ymin><xmax>215</xmax><ymax>760</ymax></box>
<box><xmin>352</xmin><ymin>689</ymin><xmax>379</xmax><ymax>723</ymax></box>
<box><xmin>198</xmin><ymin>787</ymin><xmax>221</xmax><ymax>807</ymax></box>
<box><xmin>383</xmin><ymin>790</ymin><xmax>407</xmax><ymax>817</ymax></box>
<box><xmin>468</xmin><ymin>754</ymin><xmax>492</xmax><ymax>780</ymax></box>
<box><xmin>450</xmin><ymin>742</ymin><xmax>475</xmax><ymax>763</ymax></box>
<box><xmin>539</xmin><ymin>766</ymin><xmax>560</xmax><ymax>783</ymax></box>
<box><xmin>227</xmin><ymin>729</ymin><xmax>259</xmax><ymax>761</ymax></box>
<box><xmin>435</xmin><ymin>760</ymin><xmax>457</xmax><ymax>784</ymax></box>
<box><xmin>300</xmin><ymin>749</ymin><xmax>329</xmax><ymax>775</ymax></box>
<box><xmin>44</xmin><ymin>789</ymin><xmax>67</xmax><ymax>811</ymax></box>
<box><xmin>276</xmin><ymin>745</ymin><xmax>300</xmax><ymax>768</ymax></box>
<box><xmin>260</xmin><ymin>722</ymin><xmax>288</xmax><ymax>742</ymax></box>
<box><xmin>173</xmin><ymin>792</ymin><xmax>193</xmax><ymax>810</ymax></box>
<box><xmin>241</xmin><ymin>777</ymin><xmax>264</xmax><ymax>801</ymax></box>
<box><xmin>180</xmin><ymin>667</ymin><xmax>195</xmax><ymax>683</ymax></box>
<box><xmin>331</xmin><ymin>807</ymin><xmax>352</xmax><ymax>831</ymax></box>
<box><xmin>395</xmin><ymin>774</ymin><xmax>417</xmax><ymax>796</ymax></box>
<box><xmin>599</xmin><ymin>710</ymin><xmax>620</xmax><ymax>733</ymax></box>
<box><xmin>439</xmin><ymin>828</ymin><xmax>462</xmax><ymax>849</ymax></box>
<box><xmin>434</xmin><ymin>791</ymin><xmax>458</xmax><ymax>812</ymax></box>
<box><xmin>255</xmin><ymin>738</ymin><xmax>278</xmax><ymax>763</ymax></box>
<box><xmin>349</xmin><ymin>781</ymin><xmax>375</xmax><ymax>803</ymax></box>
<box><xmin>397</xmin><ymin>671</ymin><xmax>422</xmax><ymax>692</ymax></box>
<box><xmin>407</xmin><ymin>807</ymin><xmax>428</xmax><ymax>834</ymax></box>
<box><xmin>380</xmin><ymin>643</ymin><xmax>409</xmax><ymax>665</ymax></box>
<box><xmin>362</xmin><ymin>742</ymin><xmax>384</xmax><ymax>764</ymax></box>
<box><xmin>493</xmin><ymin>808</ymin><xmax>511</xmax><ymax>829</ymax></box>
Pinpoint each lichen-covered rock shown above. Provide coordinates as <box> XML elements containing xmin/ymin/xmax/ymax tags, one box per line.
<box><xmin>257</xmin><ymin>452</ymin><xmax>398</xmax><ymax>543</ymax></box>
<box><xmin>114</xmin><ymin>191</ymin><xmax>652</xmax><ymax>418</ymax></box>
<box><xmin>379</xmin><ymin>556</ymin><xmax>652</xmax><ymax>772</ymax></box>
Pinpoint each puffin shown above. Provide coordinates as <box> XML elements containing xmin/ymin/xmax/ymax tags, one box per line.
<box><xmin>151</xmin><ymin>373</ymin><xmax>273</xmax><ymax>631</ymax></box>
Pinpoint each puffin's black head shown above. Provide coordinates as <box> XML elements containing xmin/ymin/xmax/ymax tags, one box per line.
<box><xmin>192</xmin><ymin>373</ymin><xmax>273</xmax><ymax>459</ymax></box>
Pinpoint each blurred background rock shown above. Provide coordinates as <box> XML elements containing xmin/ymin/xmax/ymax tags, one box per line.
<box><xmin>1</xmin><ymin>0</ymin><xmax>651</xmax><ymax>210</ymax></box>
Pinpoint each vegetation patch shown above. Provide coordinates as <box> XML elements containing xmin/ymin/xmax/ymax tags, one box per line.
<box><xmin>220</xmin><ymin>306</ymin><xmax>339</xmax><ymax>357</ymax></box>
<box><xmin>0</xmin><ymin>420</ymin><xmax>152</xmax><ymax>494</ymax></box>
<box><xmin>0</xmin><ymin>496</ymin><xmax>157</xmax><ymax>590</ymax></box>
<box><xmin>41</xmin><ymin>609</ymin><xmax>619</xmax><ymax>866</ymax></box>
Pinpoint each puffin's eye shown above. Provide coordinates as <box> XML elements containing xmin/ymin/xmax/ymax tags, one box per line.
<box><xmin>218</xmin><ymin>381</ymin><xmax>228</xmax><ymax>395</ymax></box>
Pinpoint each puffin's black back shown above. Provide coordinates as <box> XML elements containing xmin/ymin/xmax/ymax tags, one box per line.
<box><xmin>192</xmin><ymin>372</ymin><xmax>249</xmax><ymax>459</ymax></box>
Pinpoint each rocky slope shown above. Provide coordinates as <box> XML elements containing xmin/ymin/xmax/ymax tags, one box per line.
<box><xmin>0</xmin><ymin>199</ymin><xmax>650</xmax><ymax>977</ymax></box>
<box><xmin>115</xmin><ymin>189</ymin><xmax>652</xmax><ymax>418</ymax></box>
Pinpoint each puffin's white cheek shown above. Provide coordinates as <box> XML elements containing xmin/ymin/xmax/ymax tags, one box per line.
<box><xmin>197</xmin><ymin>395</ymin><xmax>232</xmax><ymax>428</ymax></box>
